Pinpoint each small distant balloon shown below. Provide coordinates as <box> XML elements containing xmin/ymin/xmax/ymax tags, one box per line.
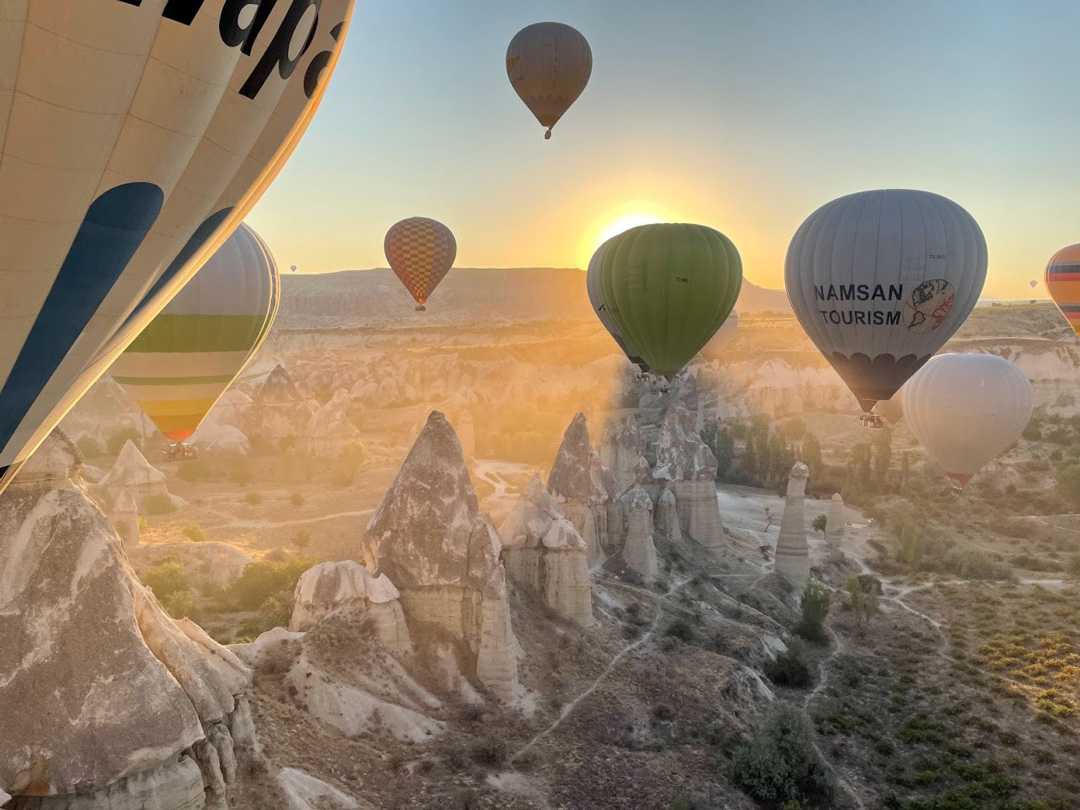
<box><xmin>506</xmin><ymin>22</ymin><xmax>592</xmax><ymax>139</ymax></box>
<box><xmin>385</xmin><ymin>218</ymin><xmax>457</xmax><ymax>311</ymax></box>
<box><xmin>291</xmin><ymin>265</ymin><xmax>298</xmax><ymax>273</ymax></box>
<box><xmin>1030</xmin><ymin>280</ymin><xmax>1039</xmax><ymax>289</ymax></box>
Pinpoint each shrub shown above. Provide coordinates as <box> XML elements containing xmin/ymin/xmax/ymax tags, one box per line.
<box><xmin>143</xmin><ymin>560</ymin><xmax>188</xmax><ymax>601</ymax></box>
<box><xmin>226</xmin><ymin>558</ymin><xmax>311</xmax><ymax>611</ymax></box>
<box><xmin>665</xmin><ymin>619</ymin><xmax>694</xmax><ymax>643</ymax></box>
<box><xmin>290</xmin><ymin>492</ymin><xmax>305</xmax><ymax>507</ymax></box>
<box><xmin>469</xmin><ymin>737</ymin><xmax>507</xmax><ymax>767</ymax></box>
<box><xmin>182</xmin><ymin>524</ymin><xmax>206</xmax><ymax>543</ymax></box>
<box><xmin>142</xmin><ymin>493</ymin><xmax>176</xmax><ymax>515</ymax></box>
<box><xmin>765</xmin><ymin>639</ymin><xmax>813</xmax><ymax>688</ymax></box>
<box><xmin>812</xmin><ymin>514</ymin><xmax>827</xmax><ymax>536</ymax></box>
<box><xmin>292</xmin><ymin>529</ymin><xmax>312</xmax><ymax>551</ymax></box>
<box><xmin>161</xmin><ymin>588</ymin><xmax>196</xmax><ymax>619</ymax></box>
<box><xmin>795</xmin><ymin>581</ymin><xmax>830</xmax><ymax>644</ymax></box>
<box><xmin>76</xmin><ymin>436</ymin><xmax>102</xmax><ymax>459</ymax></box>
<box><xmin>732</xmin><ymin>705</ymin><xmax>833</xmax><ymax>804</ymax></box>
<box><xmin>244</xmin><ymin>492</ymin><xmax>262</xmax><ymax>506</ymax></box>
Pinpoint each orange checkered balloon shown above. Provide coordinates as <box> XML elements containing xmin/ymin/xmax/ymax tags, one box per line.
<box><xmin>384</xmin><ymin>218</ymin><xmax>457</xmax><ymax>311</ymax></box>
<box><xmin>1046</xmin><ymin>244</ymin><xmax>1080</xmax><ymax>335</ymax></box>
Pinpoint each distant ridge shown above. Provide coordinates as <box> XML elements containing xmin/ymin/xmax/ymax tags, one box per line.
<box><xmin>279</xmin><ymin>268</ymin><xmax>789</xmax><ymax>329</ymax></box>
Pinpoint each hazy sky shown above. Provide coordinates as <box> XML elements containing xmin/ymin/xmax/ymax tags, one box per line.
<box><xmin>248</xmin><ymin>1</ymin><xmax>1080</xmax><ymax>298</ymax></box>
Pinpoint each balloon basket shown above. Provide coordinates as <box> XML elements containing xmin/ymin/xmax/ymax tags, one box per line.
<box><xmin>544</xmin><ymin>128</ymin><xmax>552</xmax><ymax>140</ymax></box>
<box><xmin>415</xmin><ymin>304</ymin><xmax>426</xmax><ymax>312</ymax></box>
<box><xmin>858</xmin><ymin>413</ymin><xmax>886</xmax><ymax>430</ymax></box>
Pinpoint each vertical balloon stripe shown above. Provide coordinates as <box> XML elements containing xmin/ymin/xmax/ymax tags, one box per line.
<box><xmin>0</xmin><ymin>182</ymin><xmax>163</xmax><ymax>456</ymax></box>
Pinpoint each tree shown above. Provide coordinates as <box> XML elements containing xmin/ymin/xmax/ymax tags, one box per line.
<box><xmin>846</xmin><ymin>575</ymin><xmax>879</xmax><ymax>632</ymax></box>
<box><xmin>292</xmin><ymin>529</ymin><xmax>312</xmax><ymax>552</ymax></box>
<box><xmin>782</xmin><ymin>417</ymin><xmax>806</xmax><ymax>442</ymax></box>
<box><xmin>731</xmin><ymin>705</ymin><xmax>834</xmax><ymax>804</ymax></box>
<box><xmin>801</xmin><ymin>432</ymin><xmax>823</xmax><ymax>479</ymax></box>
<box><xmin>872</xmin><ymin>428</ymin><xmax>893</xmax><ymax>488</ymax></box>
<box><xmin>795</xmin><ymin>581</ymin><xmax>830</xmax><ymax>643</ymax></box>
<box><xmin>714</xmin><ymin>428</ymin><xmax>735</xmax><ymax>478</ymax></box>
<box><xmin>812</xmin><ymin>514</ymin><xmax>827</xmax><ymax>537</ymax></box>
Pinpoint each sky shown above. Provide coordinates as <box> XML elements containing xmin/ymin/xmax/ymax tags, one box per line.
<box><xmin>247</xmin><ymin>0</ymin><xmax>1080</xmax><ymax>298</ymax></box>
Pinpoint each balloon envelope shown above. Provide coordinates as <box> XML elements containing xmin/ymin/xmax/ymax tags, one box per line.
<box><xmin>591</xmin><ymin>224</ymin><xmax>742</xmax><ymax>377</ymax></box>
<box><xmin>385</xmin><ymin>218</ymin><xmax>457</xmax><ymax>309</ymax></box>
<box><xmin>506</xmin><ymin>22</ymin><xmax>592</xmax><ymax>139</ymax></box>
<box><xmin>786</xmin><ymin>190</ymin><xmax>987</xmax><ymax>412</ymax></box>
<box><xmin>1045</xmin><ymin>244</ymin><xmax>1080</xmax><ymax>334</ymax></box>
<box><xmin>901</xmin><ymin>353</ymin><xmax>1032</xmax><ymax>487</ymax></box>
<box><xmin>111</xmin><ymin>224</ymin><xmax>280</xmax><ymax>443</ymax></box>
<box><xmin>873</xmin><ymin>394</ymin><xmax>904</xmax><ymax>426</ymax></box>
<box><xmin>587</xmin><ymin>236</ymin><xmax>647</xmax><ymax>370</ymax></box>
<box><xmin>0</xmin><ymin>1</ymin><xmax>354</xmax><ymax>490</ymax></box>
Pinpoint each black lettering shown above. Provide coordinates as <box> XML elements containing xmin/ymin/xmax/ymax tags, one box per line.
<box><xmin>827</xmin><ymin>286</ymin><xmax>838</xmax><ymax>301</ymax></box>
<box><xmin>854</xmin><ymin>311</ymin><xmax>866</xmax><ymax>325</ymax></box>
<box><xmin>814</xmin><ymin>285</ymin><xmax>826</xmax><ymax>301</ymax></box>
<box><xmin>240</xmin><ymin>0</ymin><xmax>321</xmax><ymax>100</ymax></box>
<box><xmin>164</xmin><ymin>0</ymin><xmax>206</xmax><ymax>24</ymax></box>
<box><xmin>220</xmin><ymin>0</ymin><xmax>277</xmax><ymax>54</ymax></box>
<box><xmin>857</xmin><ymin>283</ymin><xmax>869</xmax><ymax>301</ymax></box>
<box><xmin>887</xmin><ymin>311</ymin><xmax>901</xmax><ymax>326</ymax></box>
<box><xmin>304</xmin><ymin>21</ymin><xmax>342</xmax><ymax>98</ymax></box>
<box><xmin>889</xmin><ymin>284</ymin><xmax>903</xmax><ymax>301</ymax></box>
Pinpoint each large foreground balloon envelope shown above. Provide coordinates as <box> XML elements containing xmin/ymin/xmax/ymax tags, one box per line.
<box><xmin>385</xmin><ymin>218</ymin><xmax>457</xmax><ymax>310</ymax></box>
<box><xmin>506</xmin><ymin>22</ymin><xmax>592</xmax><ymax>139</ymax></box>
<box><xmin>901</xmin><ymin>353</ymin><xmax>1032</xmax><ymax>487</ymax></box>
<box><xmin>591</xmin><ymin>224</ymin><xmax>742</xmax><ymax>377</ymax></box>
<box><xmin>0</xmin><ymin>1</ymin><xmax>355</xmax><ymax>491</ymax></box>
<box><xmin>786</xmin><ymin>190</ymin><xmax>987</xmax><ymax>412</ymax></box>
<box><xmin>587</xmin><ymin>237</ymin><xmax>648</xmax><ymax>370</ymax></box>
<box><xmin>110</xmin><ymin>224</ymin><xmax>280</xmax><ymax>443</ymax></box>
<box><xmin>1045</xmin><ymin>244</ymin><xmax>1080</xmax><ymax>334</ymax></box>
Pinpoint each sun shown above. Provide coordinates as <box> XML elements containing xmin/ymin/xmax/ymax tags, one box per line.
<box><xmin>578</xmin><ymin>205</ymin><xmax>674</xmax><ymax>268</ymax></box>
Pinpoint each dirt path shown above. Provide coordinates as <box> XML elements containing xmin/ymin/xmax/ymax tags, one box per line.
<box><xmin>205</xmin><ymin>509</ymin><xmax>373</xmax><ymax>531</ymax></box>
<box><xmin>510</xmin><ymin>576</ymin><xmax>692</xmax><ymax>765</ymax></box>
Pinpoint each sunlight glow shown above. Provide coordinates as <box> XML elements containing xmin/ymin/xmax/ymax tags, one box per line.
<box><xmin>578</xmin><ymin>204</ymin><xmax>677</xmax><ymax>269</ymax></box>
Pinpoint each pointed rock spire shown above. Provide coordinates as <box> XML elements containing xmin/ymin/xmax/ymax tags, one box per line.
<box><xmin>775</xmin><ymin>462</ymin><xmax>810</xmax><ymax>589</ymax></box>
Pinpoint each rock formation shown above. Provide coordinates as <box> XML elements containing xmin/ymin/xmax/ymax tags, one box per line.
<box><xmin>304</xmin><ymin>390</ymin><xmax>364</xmax><ymax>459</ymax></box>
<box><xmin>12</xmin><ymin>429</ymin><xmax>83</xmax><ymax>491</ymax></box>
<box><xmin>601</xmin><ymin>415</ymin><xmax>649</xmax><ymax>500</ymax></box>
<box><xmin>655</xmin><ymin>482</ymin><xmax>682</xmax><ymax>543</ymax></box>
<box><xmin>547</xmin><ymin>412</ymin><xmax>610</xmax><ymax>567</ymax></box>
<box><xmin>0</xmin><ymin>433</ymin><xmax>252</xmax><ymax>807</ymax></box>
<box><xmin>97</xmin><ymin>439</ymin><xmax>182</xmax><ymax>512</ymax></box>
<box><xmin>363</xmin><ymin>411</ymin><xmax>519</xmax><ymax>702</ymax></box>
<box><xmin>826</xmin><ymin>493</ymin><xmax>847</xmax><ymax>546</ymax></box>
<box><xmin>498</xmin><ymin>476</ymin><xmax>593</xmax><ymax>626</ymax></box>
<box><xmin>290</xmin><ymin>561</ymin><xmax>413</xmax><ymax>656</ymax></box>
<box><xmin>655</xmin><ymin>404</ymin><xmax>725</xmax><ymax>549</ymax></box>
<box><xmin>245</xmin><ymin>363</ymin><xmax>317</xmax><ymax>446</ymax></box>
<box><xmin>620</xmin><ymin>484</ymin><xmax>659</xmax><ymax>583</ymax></box>
<box><xmin>113</xmin><ymin>487</ymin><xmax>140</xmax><ymax>548</ymax></box>
<box><xmin>775</xmin><ymin>462</ymin><xmax>810</xmax><ymax>589</ymax></box>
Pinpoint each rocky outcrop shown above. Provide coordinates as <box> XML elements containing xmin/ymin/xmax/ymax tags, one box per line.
<box><xmin>601</xmin><ymin>416</ymin><xmax>649</xmax><ymax>499</ymax></box>
<box><xmin>97</xmin><ymin>439</ymin><xmax>182</xmax><ymax>512</ymax></box>
<box><xmin>363</xmin><ymin>411</ymin><xmax>518</xmax><ymax>702</ymax></box>
<box><xmin>245</xmin><ymin>364</ymin><xmax>318</xmax><ymax>446</ymax></box>
<box><xmin>113</xmin><ymin>487</ymin><xmax>140</xmax><ymax>548</ymax></box>
<box><xmin>13</xmin><ymin>429</ymin><xmax>83</xmax><ymax>491</ymax></box>
<box><xmin>775</xmin><ymin>462</ymin><xmax>810</xmax><ymax>589</ymax></box>
<box><xmin>655</xmin><ymin>483</ymin><xmax>682</xmax><ymax>543</ymax></box>
<box><xmin>0</xmin><ymin>443</ymin><xmax>251</xmax><ymax>807</ymax></box>
<box><xmin>826</xmin><ymin>493</ymin><xmax>846</xmax><ymax>547</ymax></box>
<box><xmin>498</xmin><ymin>477</ymin><xmax>593</xmax><ymax>626</ymax></box>
<box><xmin>289</xmin><ymin>561</ymin><xmax>412</xmax><ymax>657</ymax></box>
<box><xmin>620</xmin><ymin>485</ymin><xmax>659</xmax><ymax>583</ymax></box>
<box><xmin>654</xmin><ymin>404</ymin><xmax>725</xmax><ymax>549</ymax></box>
<box><xmin>547</xmin><ymin>413</ymin><xmax>610</xmax><ymax>567</ymax></box>
<box><xmin>304</xmin><ymin>390</ymin><xmax>363</xmax><ymax>459</ymax></box>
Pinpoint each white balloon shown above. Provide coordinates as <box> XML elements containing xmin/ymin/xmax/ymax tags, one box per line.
<box><xmin>786</xmin><ymin>190</ymin><xmax>987</xmax><ymax>411</ymax></box>
<box><xmin>901</xmin><ymin>353</ymin><xmax>1033</xmax><ymax>486</ymax></box>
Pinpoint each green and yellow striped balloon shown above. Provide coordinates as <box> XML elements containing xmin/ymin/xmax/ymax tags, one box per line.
<box><xmin>590</xmin><ymin>223</ymin><xmax>742</xmax><ymax>377</ymax></box>
<box><xmin>110</xmin><ymin>224</ymin><xmax>279</xmax><ymax>443</ymax></box>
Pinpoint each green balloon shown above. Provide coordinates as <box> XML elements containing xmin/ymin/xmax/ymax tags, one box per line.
<box><xmin>595</xmin><ymin>223</ymin><xmax>742</xmax><ymax>376</ymax></box>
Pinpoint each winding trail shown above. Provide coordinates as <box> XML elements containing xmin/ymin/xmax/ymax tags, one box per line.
<box><xmin>206</xmin><ymin>509</ymin><xmax>373</xmax><ymax>531</ymax></box>
<box><xmin>511</xmin><ymin>576</ymin><xmax>692</xmax><ymax>764</ymax></box>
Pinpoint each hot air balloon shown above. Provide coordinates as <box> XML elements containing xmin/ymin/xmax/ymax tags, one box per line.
<box><xmin>1030</xmin><ymin>280</ymin><xmax>1039</xmax><ymax>289</ymax></box>
<box><xmin>587</xmin><ymin>237</ymin><xmax>648</xmax><ymax>371</ymax></box>
<box><xmin>110</xmin><ymin>224</ymin><xmax>279</xmax><ymax>453</ymax></box>
<box><xmin>385</xmin><ymin>218</ymin><xmax>457</xmax><ymax>311</ymax></box>
<box><xmin>901</xmin><ymin>353</ymin><xmax>1032</xmax><ymax>488</ymax></box>
<box><xmin>590</xmin><ymin>224</ymin><xmax>742</xmax><ymax>377</ymax></box>
<box><xmin>0</xmin><ymin>1</ymin><xmax>355</xmax><ymax>492</ymax></box>
<box><xmin>873</xmin><ymin>394</ymin><xmax>904</xmax><ymax>426</ymax></box>
<box><xmin>1045</xmin><ymin>244</ymin><xmax>1080</xmax><ymax>334</ymax></box>
<box><xmin>506</xmin><ymin>22</ymin><xmax>592</xmax><ymax>140</ymax></box>
<box><xmin>786</xmin><ymin>189</ymin><xmax>987</xmax><ymax>414</ymax></box>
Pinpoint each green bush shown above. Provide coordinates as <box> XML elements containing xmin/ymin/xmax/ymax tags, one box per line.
<box><xmin>290</xmin><ymin>492</ymin><xmax>305</xmax><ymax>507</ymax></box>
<box><xmin>732</xmin><ymin>705</ymin><xmax>833</xmax><ymax>804</ymax></box>
<box><xmin>244</xmin><ymin>492</ymin><xmax>262</xmax><ymax>506</ymax></box>
<box><xmin>161</xmin><ymin>588</ymin><xmax>196</xmax><ymax>619</ymax></box>
<box><xmin>812</xmin><ymin>514</ymin><xmax>827</xmax><ymax>536</ymax></box>
<box><xmin>665</xmin><ymin>619</ymin><xmax>695</xmax><ymax>643</ymax></box>
<box><xmin>143</xmin><ymin>560</ymin><xmax>188</xmax><ymax>602</ymax></box>
<box><xmin>142</xmin><ymin>493</ymin><xmax>176</xmax><ymax>515</ymax></box>
<box><xmin>226</xmin><ymin>558</ymin><xmax>311</xmax><ymax>612</ymax></box>
<box><xmin>765</xmin><ymin>639</ymin><xmax>813</xmax><ymax>688</ymax></box>
<box><xmin>795</xmin><ymin>581</ymin><xmax>830</xmax><ymax>644</ymax></box>
<box><xmin>182</xmin><ymin>524</ymin><xmax>206</xmax><ymax>543</ymax></box>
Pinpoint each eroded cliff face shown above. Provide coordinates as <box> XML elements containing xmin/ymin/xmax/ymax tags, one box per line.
<box><xmin>0</xmin><ymin>437</ymin><xmax>251</xmax><ymax>808</ymax></box>
<box><xmin>547</xmin><ymin>412</ymin><xmax>610</xmax><ymax>567</ymax></box>
<box><xmin>362</xmin><ymin>412</ymin><xmax>519</xmax><ymax>702</ymax></box>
